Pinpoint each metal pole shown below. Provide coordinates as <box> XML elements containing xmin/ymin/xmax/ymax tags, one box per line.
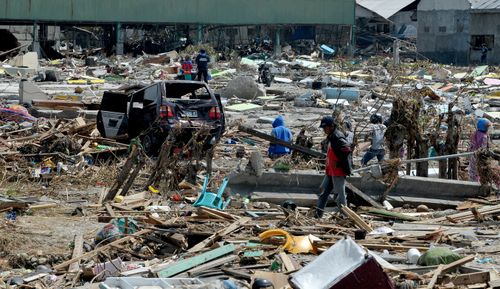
<box><xmin>32</xmin><ymin>22</ymin><xmax>40</xmax><ymax>55</ymax></box>
<box><xmin>116</xmin><ymin>22</ymin><xmax>124</xmax><ymax>55</ymax></box>
<box><xmin>274</xmin><ymin>26</ymin><xmax>281</xmax><ymax>56</ymax></box>
<box><xmin>353</xmin><ymin>151</ymin><xmax>476</xmax><ymax>174</ymax></box>
<box><xmin>197</xmin><ymin>24</ymin><xmax>203</xmax><ymax>44</ymax></box>
<box><xmin>400</xmin><ymin>151</ymin><xmax>475</xmax><ymax>164</ymax></box>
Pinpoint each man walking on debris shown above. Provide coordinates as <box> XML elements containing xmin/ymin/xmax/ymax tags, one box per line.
<box><xmin>361</xmin><ymin>113</ymin><xmax>386</xmax><ymax>166</ymax></box>
<box><xmin>468</xmin><ymin>118</ymin><xmax>490</xmax><ymax>182</ymax></box>
<box><xmin>195</xmin><ymin>49</ymin><xmax>210</xmax><ymax>83</ymax></box>
<box><xmin>315</xmin><ymin>116</ymin><xmax>352</xmax><ymax>218</ymax></box>
<box><xmin>268</xmin><ymin>115</ymin><xmax>292</xmax><ymax>159</ymax></box>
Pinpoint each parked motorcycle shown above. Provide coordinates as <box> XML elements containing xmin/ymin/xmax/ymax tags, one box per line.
<box><xmin>258</xmin><ymin>62</ymin><xmax>274</xmax><ymax>87</ymax></box>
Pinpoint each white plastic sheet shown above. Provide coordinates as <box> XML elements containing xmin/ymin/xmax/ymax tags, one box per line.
<box><xmin>290</xmin><ymin>237</ymin><xmax>366</xmax><ymax>289</ymax></box>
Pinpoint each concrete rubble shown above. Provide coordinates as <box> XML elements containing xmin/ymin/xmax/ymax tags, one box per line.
<box><xmin>0</xmin><ymin>39</ymin><xmax>499</xmax><ymax>289</ymax></box>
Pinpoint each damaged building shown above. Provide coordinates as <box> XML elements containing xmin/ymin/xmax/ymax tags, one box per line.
<box><xmin>0</xmin><ymin>0</ymin><xmax>356</xmax><ymax>57</ymax></box>
<box><xmin>0</xmin><ymin>0</ymin><xmax>500</xmax><ymax>289</ymax></box>
<box><xmin>417</xmin><ymin>0</ymin><xmax>500</xmax><ymax>65</ymax></box>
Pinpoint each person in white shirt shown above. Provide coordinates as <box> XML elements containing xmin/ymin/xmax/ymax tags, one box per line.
<box><xmin>361</xmin><ymin>113</ymin><xmax>386</xmax><ymax>166</ymax></box>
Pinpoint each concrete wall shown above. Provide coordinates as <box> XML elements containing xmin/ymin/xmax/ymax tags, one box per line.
<box><xmin>470</xmin><ymin>12</ymin><xmax>500</xmax><ymax>64</ymax></box>
<box><xmin>0</xmin><ymin>25</ymin><xmax>32</xmax><ymax>45</ymax></box>
<box><xmin>417</xmin><ymin>0</ymin><xmax>471</xmax><ymax>65</ymax></box>
<box><xmin>389</xmin><ymin>11</ymin><xmax>417</xmax><ymax>38</ymax></box>
<box><xmin>418</xmin><ymin>0</ymin><xmax>470</xmax><ymax>11</ymax></box>
<box><xmin>228</xmin><ymin>171</ymin><xmax>483</xmax><ymax>201</ymax></box>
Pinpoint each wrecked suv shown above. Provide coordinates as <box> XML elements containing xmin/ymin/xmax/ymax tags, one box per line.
<box><xmin>97</xmin><ymin>81</ymin><xmax>225</xmax><ymax>155</ymax></box>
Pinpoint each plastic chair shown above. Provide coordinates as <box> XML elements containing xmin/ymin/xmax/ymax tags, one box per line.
<box><xmin>193</xmin><ymin>176</ymin><xmax>230</xmax><ymax>210</ymax></box>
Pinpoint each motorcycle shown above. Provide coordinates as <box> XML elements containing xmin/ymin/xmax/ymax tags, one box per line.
<box><xmin>258</xmin><ymin>62</ymin><xmax>274</xmax><ymax>87</ymax></box>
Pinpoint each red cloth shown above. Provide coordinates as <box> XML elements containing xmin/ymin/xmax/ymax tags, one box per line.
<box><xmin>325</xmin><ymin>144</ymin><xmax>347</xmax><ymax>177</ymax></box>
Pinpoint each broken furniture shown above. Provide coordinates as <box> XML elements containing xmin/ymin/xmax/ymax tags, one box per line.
<box><xmin>193</xmin><ymin>176</ymin><xmax>230</xmax><ymax>210</ymax></box>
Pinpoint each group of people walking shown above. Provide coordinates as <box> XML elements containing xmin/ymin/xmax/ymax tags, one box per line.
<box><xmin>267</xmin><ymin>113</ymin><xmax>492</xmax><ymax>219</ymax></box>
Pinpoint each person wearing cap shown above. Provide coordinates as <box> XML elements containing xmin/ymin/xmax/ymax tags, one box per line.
<box><xmin>195</xmin><ymin>49</ymin><xmax>210</xmax><ymax>83</ymax></box>
<box><xmin>468</xmin><ymin>118</ymin><xmax>490</xmax><ymax>182</ymax></box>
<box><xmin>315</xmin><ymin>116</ymin><xmax>353</xmax><ymax>218</ymax></box>
<box><xmin>361</xmin><ymin>113</ymin><xmax>386</xmax><ymax>166</ymax></box>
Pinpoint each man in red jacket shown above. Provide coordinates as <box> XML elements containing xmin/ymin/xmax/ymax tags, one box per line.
<box><xmin>315</xmin><ymin>116</ymin><xmax>353</xmax><ymax>218</ymax></box>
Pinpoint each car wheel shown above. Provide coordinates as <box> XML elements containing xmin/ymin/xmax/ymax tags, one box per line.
<box><xmin>142</xmin><ymin>134</ymin><xmax>155</xmax><ymax>156</ymax></box>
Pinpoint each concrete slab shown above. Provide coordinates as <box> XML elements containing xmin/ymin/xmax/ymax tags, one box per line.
<box><xmin>228</xmin><ymin>171</ymin><xmax>484</xmax><ymax>207</ymax></box>
<box><xmin>386</xmin><ymin>196</ymin><xmax>461</xmax><ymax>210</ymax></box>
<box><xmin>252</xmin><ymin>191</ymin><xmax>319</xmax><ymax>206</ymax></box>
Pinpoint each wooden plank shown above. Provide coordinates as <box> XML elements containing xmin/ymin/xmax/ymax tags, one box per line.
<box><xmin>105</xmin><ymin>203</ymin><xmax>116</xmax><ymax>217</ymax></box>
<box><xmin>222</xmin><ymin>268</ymin><xmax>252</xmax><ymax>281</ymax></box>
<box><xmin>23</xmin><ymin>273</ymin><xmax>49</xmax><ymax>283</ymax></box>
<box><xmin>341</xmin><ymin>205</ymin><xmax>373</xmax><ymax>232</ymax></box>
<box><xmin>441</xmin><ymin>272</ymin><xmax>490</xmax><ymax>286</ymax></box>
<box><xmin>238</xmin><ymin>125</ymin><xmax>325</xmax><ymax>158</ymax></box>
<box><xmin>187</xmin><ymin>255</ymin><xmax>238</xmax><ymax>276</ymax></box>
<box><xmin>427</xmin><ymin>264</ymin><xmax>444</xmax><ymax>289</ymax></box>
<box><xmin>252</xmin><ymin>192</ymin><xmax>318</xmax><ymax>207</ymax></box>
<box><xmin>68</xmin><ymin>233</ymin><xmax>84</xmax><ymax>273</ymax></box>
<box><xmin>420</xmin><ymin>204</ymin><xmax>500</xmax><ymax>224</ymax></box>
<box><xmin>32</xmin><ymin>100</ymin><xmax>85</xmax><ymax>108</ymax></box>
<box><xmin>121</xmin><ymin>266</ymin><xmax>151</xmax><ymax>277</ymax></box>
<box><xmin>361</xmin><ymin>207</ymin><xmax>419</xmax><ymax>221</ymax></box>
<box><xmin>423</xmin><ymin>255</ymin><xmax>475</xmax><ymax>278</ymax></box>
<box><xmin>386</xmin><ymin>196</ymin><xmax>461</xmax><ymax>210</ymax></box>
<box><xmin>279</xmin><ymin>252</ymin><xmax>296</xmax><ymax>272</ymax></box>
<box><xmin>489</xmin><ymin>279</ymin><xmax>500</xmax><ymax>288</ymax></box>
<box><xmin>188</xmin><ymin>217</ymin><xmax>251</xmax><ymax>253</ymax></box>
<box><xmin>105</xmin><ymin>144</ymin><xmax>139</xmax><ymax>201</ymax></box>
<box><xmin>54</xmin><ymin>229</ymin><xmax>151</xmax><ymax>271</ymax></box>
<box><xmin>359</xmin><ymin>244</ymin><xmax>429</xmax><ymax>252</ymax></box>
<box><xmin>156</xmin><ymin>244</ymin><xmax>235</xmax><ymax>278</ymax></box>
<box><xmin>28</xmin><ymin>203</ymin><xmax>57</xmax><ymax>210</ymax></box>
<box><xmin>345</xmin><ymin>182</ymin><xmax>383</xmax><ymax>209</ymax></box>
<box><xmin>198</xmin><ymin>206</ymin><xmax>239</xmax><ymax>221</ymax></box>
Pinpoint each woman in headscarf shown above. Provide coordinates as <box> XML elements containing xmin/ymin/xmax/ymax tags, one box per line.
<box><xmin>468</xmin><ymin>118</ymin><xmax>490</xmax><ymax>182</ymax></box>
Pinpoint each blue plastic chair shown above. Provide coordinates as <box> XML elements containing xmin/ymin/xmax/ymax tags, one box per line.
<box><xmin>193</xmin><ymin>176</ymin><xmax>230</xmax><ymax>210</ymax></box>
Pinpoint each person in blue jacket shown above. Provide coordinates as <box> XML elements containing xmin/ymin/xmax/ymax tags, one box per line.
<box><xmin>268</xmin><ymin>115</ymin><xmax>292</xmax><ymax>159</ymax></box>
<box><xmin>195</xmin><ymin>49</ymin><xmax>210</xmax><ymax>83</ymax></box>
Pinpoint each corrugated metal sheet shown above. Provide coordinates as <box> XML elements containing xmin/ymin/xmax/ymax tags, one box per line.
<box><xmin>356</xmin><ymin>0</ymin><xmax>417</xmax><ymax>19</ymax></box>
<box><xmin>470</xmin><ymin>0</ymin><xmax>500</xmax><ymax>10</ymax></box>
<box><xmin>0</xmin><ymin>0</ymin><xmax>355</xmax><ymax>25</ymax></box>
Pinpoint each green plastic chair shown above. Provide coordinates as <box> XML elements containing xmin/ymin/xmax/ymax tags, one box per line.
<box><xmin>193</xmin><ymin>176</ymin><xmax>230</xmax><ymax>210</ymax></box>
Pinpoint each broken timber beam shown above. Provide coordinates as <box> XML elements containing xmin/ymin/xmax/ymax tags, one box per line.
<box><xmin>238</xmin><ymin>125</ymin><xmax>325</xmax><ymax>159</ymax></box>
<box><xmin>104</xmin><ymin>144</ymin><xmax>140</xmax><ymax>201</ymax></box>
<box><xmin>156</xmin><ymin>244</ymin><xmax>235</xmax><ymax>278</ymax></box>
<box><xmin>188</xmin><ymin>217</ymin><xmax>251</xmax><ymax>253</ymax></box>
<box><xmin>441</xmin><ymin>271</ymin><xmax>490</xmax><ymax>286</ymax></box>
<box><xmin>186</xmin><ymin>255</ymin><xmax>238</xmax><ymax>276</ymax></box>
<box><xmin>341</xmin><ymin>205</ymin><xmax>373</xmax><ymax>232</ymax></box>
<box><xmin>427</xmin><ymin>264</ymin><xmax>444</xmax><ymax>289</ymax></box>
<box><xmin>420</xmin><ymin>204</ymin><xmax>500</xmax><ymax>224</ymax></box>
<box><xmin>68</xmin><ymin>233</ymin><xmax>84</xmax><ymax>273</ymax></box>
<box><xmin>345</xmin><ymin>182</ymin><xmax>383</xmax><ymax>209</ymax></box>
<box><xmin>54</xmin><ymin>229</ymin><xmax>151</xmax><ymax>271</ymax></box>
<box><xmin>423</xmin><ymin>255</ymin><xmax>475</xmax><ymax>278</ymax></box>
